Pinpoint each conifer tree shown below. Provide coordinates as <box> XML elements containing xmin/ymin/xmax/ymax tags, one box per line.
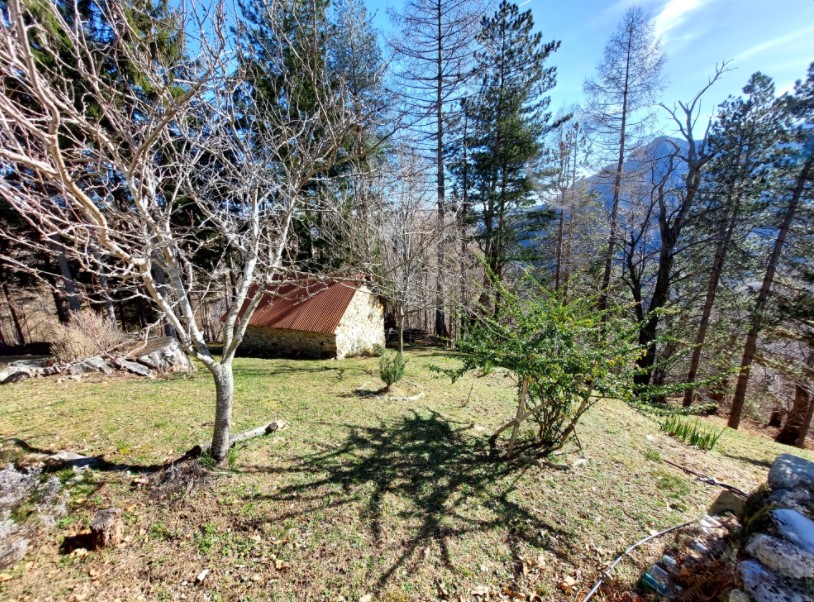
<box><xmin>682</xmin><ymin>73</ymin><xmax>784</xmax><ymax>405</ymax></box>
<box><xmin>729</xmin><ymin>64</ymin><xmax>814</xmax><ymax>429</ymax></box>
<box><xmin>461</xmin><ymin>0</ymin><xmax>560</xmax><ymax>289</ymax></box>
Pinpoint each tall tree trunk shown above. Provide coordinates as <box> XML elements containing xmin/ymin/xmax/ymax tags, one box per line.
<box><xmin>152</xmin><ymin>263</ymin><xmax>178</xmax><ymax>339</ymax></box>
<box><xmin>209</xmin><ymin>362</ymin><xmax>234</xmax><ymax>462</ymax></box>
<box><xmin>555</xmin><ymin>205</ymin><xmax>565</xmax><ymax>290</ymax></box>
<box><xmin>397</xmin><ymin>304</ymin><xmax>405</xmax><ymax>354</ymax></box>
<box><xmin>729</xmin><ymin>155</ymin><xmax>812</xmax><ymax>429</ymax></box>
<box><xmin>683</xmin><ymin>198</ymin><xmax>739</xmax><ymax>406</ymax></box>
<box><xmin>434</xmin><ymin>0</ymin><xmax>448</xmax><ymax>340</ymax></box>
<box><xmin>458</xmin><ymin>101</ymin><xmax>470</xmax><ymax>342</ymax></box>
<box><xmin>597</xmin><ymin>38</ymin><xmax>631</xmax><ymax>313</ymax></box>
<box><xmin>776</xmin><ymin>385</ymin><xmax>813</xmax><ymax>446</ymax></box>
<box><xmin>98</xmin><ymin>273</ymin><xmax>117</xmax><ymax>325</ymax></box>
<box><xmin>52</xmin><ymin>235</ymin><xmax>81</xmax><ymax>314</ymax></box>
<box><xmin>634</xmin><ymin>181</ymin><xmax>675</xmax><ymax>388</ymax></box>
<box><xmin>796</xmin><ymin>389</ymin><xmax>814</xmax><ymax>448</ymax></box>
<box><xmin>51</xmin><ymin>287</ymin><xmax>70</xmax><ymax>324</ymax></box>
<box><xmin>2</xmin><ymin>283</ymin><xmax>25</xmax><ymax>345</ymax></box>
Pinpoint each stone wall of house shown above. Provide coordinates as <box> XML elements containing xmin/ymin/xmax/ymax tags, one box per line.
<box><xmin>334</xmin><ymin>286</ymin><xmax>385</xmax><ymax>359</ymax></box>
<box><xmin>241</xmin><ymin>326</ymin><xmax>337</xmax><ymax>359</ymax></box>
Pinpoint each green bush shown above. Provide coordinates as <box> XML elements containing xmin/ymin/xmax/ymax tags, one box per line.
<box><xmin>437</xmin><ymin>274</ymin><xmax>642</xmax><ymax>457</ymax></box>
<box><xmin>379</xmin><ymin>351</ymin><xmax>407</xmax><ymax>391</ymax></box>
<box><xmin>661</xmin><ymin>415</ymin><xmax>725</xmax><ymax>450</ymax></box>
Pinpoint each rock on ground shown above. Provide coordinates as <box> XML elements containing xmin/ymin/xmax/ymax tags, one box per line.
<box><xmin>112</xmin><ymin>358</ymin><xmax>154</xmax><ymax>378</ymax></box>
<box><xmin>125</xmin><ymin>337</ymin><xmax>194</xmax><ymax>374</ymax></box>
<box><xmin>737</xmin><ymin>560</ymin><xmax>813</xmax><ymax>602</ymax></box>
<box><xmin>769</xmin><ymin>454</ymin><xmax>814</xmax><ymax>492</ymax></box>
<box><xmin>745</xmin><ymin>533</ymin><xmax>814</xmax><ymax>579</ymax></box>
<box><xmin>771</xmin><ymin>508</ymin><xmax>814</xmax><ymax>556</ymax></box>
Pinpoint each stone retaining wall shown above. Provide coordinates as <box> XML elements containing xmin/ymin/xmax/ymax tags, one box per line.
<box><xmin>732</xmin><ymin>453</ymin><xmax>814</xmax><ymax>601</ymax></box>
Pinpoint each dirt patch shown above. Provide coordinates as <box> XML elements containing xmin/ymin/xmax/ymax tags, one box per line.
<box><xmin>149</xmin><ymin>460</ymin><xmax>216</xmax><ymax>501</ymax></box>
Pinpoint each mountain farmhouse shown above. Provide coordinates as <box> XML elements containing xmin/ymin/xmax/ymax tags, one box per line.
<box><xmin>239</xmin><ymin>278</ymin><xmax>385</xmax><ymax>359</ymax></box>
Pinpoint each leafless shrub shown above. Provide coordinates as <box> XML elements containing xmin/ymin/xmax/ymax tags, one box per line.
<box><xmin>50</xmin><ymin>311</ymin><xmax>127</xmax><ymax>362</ymax></box>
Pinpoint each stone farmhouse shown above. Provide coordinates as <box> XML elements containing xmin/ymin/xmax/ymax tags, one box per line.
<box><xmin>239</xmin><ymin>277</ymin><xmax>385</xmax><ymax>359</ymax></box>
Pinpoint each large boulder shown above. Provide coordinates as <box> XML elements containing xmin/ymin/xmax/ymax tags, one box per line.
<box><xmin>737</xmin><ymin>560</ymin><xmax>814</xmax><ymax>602</ymax></box>
<box><xmin>125</xmin><ymin>337</ymin><xmax>194</xmax><ymax>374</ymax></box>
<box><xmin>745</xmin><ymin>533</ymin><xmax>814</xmax><ymax>579</ymax></box>
<box><xmin>770</xmin><ymin>508</ymin><xmax>814</xmax><ymax>555</ymax></box>
<box><xmin>769</xmin><ymin>454</ymin><xmax>814</xmax><ymax>491</ymax></box>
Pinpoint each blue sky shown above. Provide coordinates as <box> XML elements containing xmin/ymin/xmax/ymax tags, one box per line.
<box><xmin>365</xmin><ymin>0</ymin><xmax>814</xmax><ymax>134</ymax></box>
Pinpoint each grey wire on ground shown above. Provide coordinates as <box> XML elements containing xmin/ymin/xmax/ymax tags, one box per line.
<box><xmin>580</xmin><ymin>520</ymin><xmax>696</xmax><ymax>602</ymax></box>
<box><xmin>663</xmin><ymin>459</ymin><xmax>748</xmax><ymax>497</ymax></box>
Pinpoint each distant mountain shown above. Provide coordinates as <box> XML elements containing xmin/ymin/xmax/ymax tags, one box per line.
<box><xmin>585</xmin><ymin>136</ymin><xmax>691</xmax><ymax>214</ymax></box>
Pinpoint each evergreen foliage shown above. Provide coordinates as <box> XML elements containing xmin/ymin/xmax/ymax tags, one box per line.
<box><xmin>438</xmin><ymin>274</ymin><xmax>642</xmax><ymax>456</ymax></box>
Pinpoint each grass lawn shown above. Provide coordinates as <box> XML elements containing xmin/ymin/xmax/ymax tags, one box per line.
<box><xmin>0</xmin><ymin>349</ymin><xmax>811</xmax><ymax>601</ymax></box>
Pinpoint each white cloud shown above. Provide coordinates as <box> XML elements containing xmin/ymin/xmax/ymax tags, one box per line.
<box><xmin>653</xmin><ymin>0</ymin><xmax>707</xmax><ymax>41</ymax></box>
<box><xmin>733</xmin><ymin>24</ymin><xmax>814</xmax><ymax>63</ymax></box>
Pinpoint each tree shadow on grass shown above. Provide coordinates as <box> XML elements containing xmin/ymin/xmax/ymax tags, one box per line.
<box><xmin>233</xmin><ymin>362</ymin><xmax>370</xmax><ymax>382</ymax></box>
<box><xmin>241</xmin><ymin>411</ymin><xmax>571</xmax><ymax>590</ymax></box>
<box><xmin>2</xmin><ymin>437</ymin><xmax>166</xmax><ymax>473</ymax></box>
<box><xmin>719</xmin><ymin>452</ymin><xmax>773</xmax><ymax>470</ymax></box>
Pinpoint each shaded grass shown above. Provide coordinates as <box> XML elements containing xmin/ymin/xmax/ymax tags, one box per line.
<box><xmin>0</xmin><ymin>350</ymin><xmax>811</xmax><ymax>600</ymax></box>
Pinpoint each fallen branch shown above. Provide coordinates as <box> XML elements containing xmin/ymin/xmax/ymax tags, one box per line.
<box><xmin>663</xmin><ymin>459</ymin><xmax>748</xmax><ymax>497</ymax></box>
<box><xmin>183</xmin><ymin>420</ymin><xmax>289</xmax><ymax>460</ymax></box>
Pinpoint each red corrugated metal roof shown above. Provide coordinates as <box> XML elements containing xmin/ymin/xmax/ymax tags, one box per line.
<box><xmin>244</xmin><ymin>278</ymin><xmax>363</xmax><ymax>334</ymax></box>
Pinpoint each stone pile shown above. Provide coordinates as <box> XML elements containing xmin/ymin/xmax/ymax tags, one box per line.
<box><xmin>0</xmin><ymin>336</ymin><xmax>194</xmax><ymax>384</ymax></box>
<box><xmin>733</xmin><ymin>453</ymin><xmax>814</xmax><ymax>602</ymax></box>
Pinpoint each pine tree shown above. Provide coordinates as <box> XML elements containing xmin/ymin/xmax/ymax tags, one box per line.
<box><xmin>729</xmin><ymin>63</ymin><xmax>814</xmax><ymax>429</ymax></box>
<box><xmin>682</xmin><ymin>73</ymin><xmax>784</xmax><ymax>406</ymax></box>
<box><xmin>461</xmin><ymin>0</ymin><xmax>560</xmax><ymax>290</ymax></box>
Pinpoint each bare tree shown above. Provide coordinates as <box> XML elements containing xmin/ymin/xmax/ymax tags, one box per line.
<box><xmin>630</xmin><ymin>66</ymin><xmax>726</xmax><ymax>388</ymax></box>
<box><xmin>375</xmin><ymin>146</ymin><xmax>439</xmax><ymax>352</ymax></box>
<box><xmin>388</xmin><ymin>0</ymin><xmax>485</xmax><ymax>338</ymax></box>
<box><xmin>584</xmin><ymin>7</ymin><xmax>664</xmax><ymax>312</ymax></box>
<box><xmin>0</xmin><ymin>0</ymin><xmax>358</xmax><ymax>462</ymax></box>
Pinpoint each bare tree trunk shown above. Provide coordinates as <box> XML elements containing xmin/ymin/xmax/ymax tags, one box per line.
<box><xmin>434</xmin><ymin>2</ymin><xmax>448</xmax><ymax>341</ymax></box>
<box><xmin>2</xmin><ymin>283</ymin><xmax>25</xmax><ymax>345</ymax></box>
<box><xmin>397</xmin><ymin>305</ymin><xmax>405</xmax><ymax>354</ymax></box>
<box><xmin>796</xmin><ymin>390</ymin><xmax>814</xmax><ymax>448</ymax></box>
<box><xmin>683</xmin><ymin>199</ymin><xmax>738</xmax><ymax>405</ymax></box>
<box><xmin>53</xmin><ymin>236</ymin><xmax>82</xmax><ymax>314</ymax></box>
<box><xmin>776</xmin><ymin>385</ymin><xmax>812</xmax><ymax>446</ymax></box>
<box><xmin>555</xmin><ymin>205</ymin><xmax>564</xmax><ymax>290</ymax></box>
<box><xmin>98</xmin><ymin>276</ymin><xmax>117</xmax><ymax>325</ymax></box>
<box><xmin>597</xmin><ymin>40</ymin><xmax>631</xmax><ymax>313</ymax></box>
<box><xmin>152</xmin><ymin>264</ymin><xmax>178</xmax><ymax>339</ymax></box>
<box><xmin>729</xmin><ymin>155</ymin><xmax>812</xmax><ymax>429</ymax></box>
<box><xmin>51</xmin><ymin>288</ymin><xmax>70</xmax><ymax>325</ymax></box>
<box><xmin>209</xmin><ymin>362</ymin><xmax>234</xmax><ymax>462</ymax></box>
<box><xmin>507</xmin><ymin>375</ymin><xmax>529</xmax><ymax>457</ymax></box>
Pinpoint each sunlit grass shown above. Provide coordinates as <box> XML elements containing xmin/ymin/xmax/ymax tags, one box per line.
<box><xmin>0</xmin><ymin>350</ymin><xmax>809</xmax><ymax>600</ymax></box>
